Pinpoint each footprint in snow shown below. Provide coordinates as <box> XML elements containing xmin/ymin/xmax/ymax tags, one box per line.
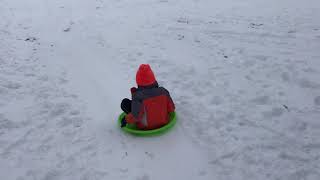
<box><xmin>314</xmin><ymin>96</ymin><xmax>320</xmax><ymax>106</ymax></box>
<box><xmin>263</xmin><ymin>107</ymin><xmax>284</xmax><ymax>118</ymax></box>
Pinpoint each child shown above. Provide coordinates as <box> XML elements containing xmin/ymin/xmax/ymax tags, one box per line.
<box><xmin>120</xmin><ymin>64</ymin><xmax>175</xmax><ymax>130</ymax></box>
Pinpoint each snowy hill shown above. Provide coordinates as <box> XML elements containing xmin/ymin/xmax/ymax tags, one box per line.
<box><xmin>1</xmin><ymin>0</ymin><xmax>320</xmax><ymax>179</ymax></box>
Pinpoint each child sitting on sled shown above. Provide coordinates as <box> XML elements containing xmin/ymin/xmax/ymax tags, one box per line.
<box><xmin>120</xmin><ymin>64</ymin><xmax>175</xmax><ymax>130</ymax></box>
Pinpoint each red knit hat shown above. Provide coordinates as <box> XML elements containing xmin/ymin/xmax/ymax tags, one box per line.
<box><xmin>136</xmin><ymin>64</ymin><xmax>156</xmax><ymax>86</ymax></box>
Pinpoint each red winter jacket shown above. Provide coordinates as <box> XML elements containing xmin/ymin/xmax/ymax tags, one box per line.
<box><xmin>125</xmin><ymin>85</ymin><xmax>175</xmax><ymax>130</ymax></box>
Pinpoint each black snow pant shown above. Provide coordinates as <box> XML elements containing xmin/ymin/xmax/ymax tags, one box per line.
<box><xmin>121</xmin><ymin>98</ymin><xmax>132</xmax><ymax>114</ymax></box>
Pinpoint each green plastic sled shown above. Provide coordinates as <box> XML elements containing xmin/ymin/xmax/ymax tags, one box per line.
<box><xmin>118</xmin><ymin>112</ymin><xmax>177</xmax><ymax>136</ymax></box>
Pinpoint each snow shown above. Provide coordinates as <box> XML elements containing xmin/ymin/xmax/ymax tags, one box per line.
<box><xmin>1</xmin><ymin>0</ymin><xmax>320</xmax><ymax>179</ymax></box>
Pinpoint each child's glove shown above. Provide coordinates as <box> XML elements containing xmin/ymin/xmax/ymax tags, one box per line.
<box><xmin>130</xmin><ymin>87</ymin><xmax>137</xmax><ymax>94</ymax></box>
<box><xmin>121</xmin><ymin>117</ymin><xmax>127</xmax><ymax>128</ymax></box>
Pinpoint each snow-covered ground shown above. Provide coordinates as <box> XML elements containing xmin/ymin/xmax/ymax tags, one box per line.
<box><xmin>1</xmin><ymin>0</ymin><xmax>320</xmax><ymax>179</ymax></box>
